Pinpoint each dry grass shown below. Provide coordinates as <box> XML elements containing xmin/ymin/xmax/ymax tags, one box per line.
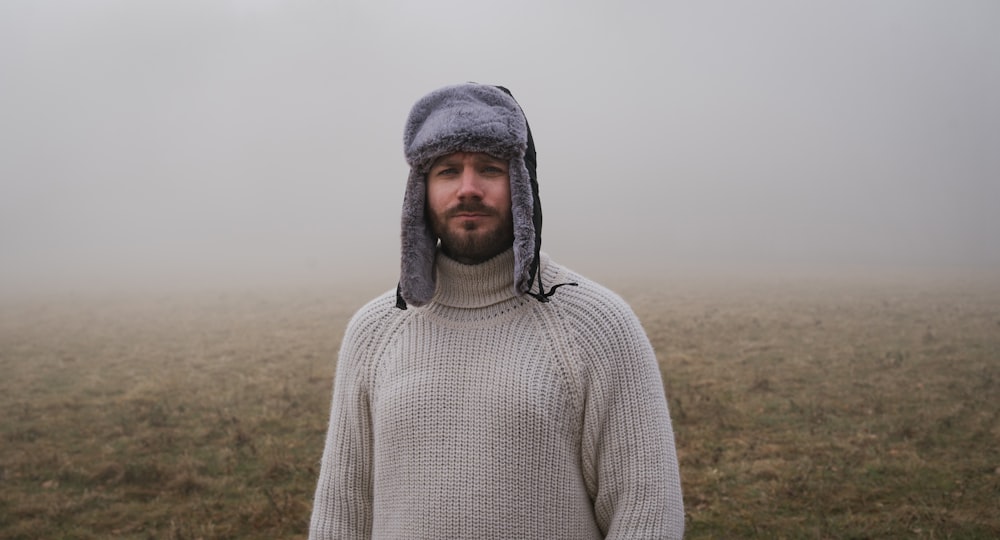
<box><xmin>2</xmin><ymin>274</ymin><xmax>998</xmax><ymax>538</ymax></box>
<box><xmin>0</xmin><ymin>288</ymin><xmax>364</xmax><ymax>539</ymax></box>
<box><xmin>620</xmin><ymin>274</ymin><xmax>1000</xmax><ymax>539</ymax></box>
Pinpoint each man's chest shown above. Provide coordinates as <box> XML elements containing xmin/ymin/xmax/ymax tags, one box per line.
<box><xmin>369</xmin><ymin>321</ymin><xmax>581</xmax><ymax>450</ymax></box>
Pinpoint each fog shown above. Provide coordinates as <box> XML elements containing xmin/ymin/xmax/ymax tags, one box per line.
<box><xmin>2</xmin><ymin>0</ymin><xmax>998</xmax><ymax>296</ymax></box>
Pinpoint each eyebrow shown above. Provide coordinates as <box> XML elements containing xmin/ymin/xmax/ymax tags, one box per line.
<box><xmin>430</xmin><ymin>157</ymin><xmax>461</xmax><ymax>169</ymax></box>
<box><xmin>430</xmin><ymin>154</ymin><xmax>506</xmax><ymax>169</ymax></box>
<box><xmin>478</xmin><ymin>155</ymin><xmax>506</xmax><ymax>166</ymax></box>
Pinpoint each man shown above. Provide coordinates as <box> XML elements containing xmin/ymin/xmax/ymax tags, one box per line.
<box><xmin>309</xmin><ymin>83</ymin><xmax>684</xmax><ymax>539</ymax></box>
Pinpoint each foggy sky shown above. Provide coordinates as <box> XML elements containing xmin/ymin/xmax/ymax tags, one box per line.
<box><xmin>2</xmin><ymin>0</ymin><xmax>998</xmax><ymax>295</ymax></box>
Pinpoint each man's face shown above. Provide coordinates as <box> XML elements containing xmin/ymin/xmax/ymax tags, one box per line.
<box><xmin>426</xmin><ymin>151</ymin><xmax>514</xmax><ymax>265</ymax></box>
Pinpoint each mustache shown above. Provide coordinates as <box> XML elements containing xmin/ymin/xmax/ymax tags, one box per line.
<box><xmin>444</xmin><ymin>202</ymin><xmax>499</xmax><ymax>219</ymax></box>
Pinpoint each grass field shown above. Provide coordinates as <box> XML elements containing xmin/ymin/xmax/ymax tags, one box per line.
<box><xmin>2</xmin><ymin>273</ymin><xmax>998</xmax><ymax>538</ymax></box>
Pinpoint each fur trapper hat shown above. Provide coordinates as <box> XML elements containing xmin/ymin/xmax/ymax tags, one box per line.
<box><xmin>396</xmin><ymin>83</ymin><xmax>544</xmax><ymax>309</ymax></box>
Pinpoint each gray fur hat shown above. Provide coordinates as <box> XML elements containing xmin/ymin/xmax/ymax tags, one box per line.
<box><xmin>396</xmin><ymin>83</ymin><xmax>542</xmax><ymax>309</ymax></box>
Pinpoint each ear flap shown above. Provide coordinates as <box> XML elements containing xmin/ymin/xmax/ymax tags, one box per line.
<box><xmin>495</xmin><ymin>86</ymin><xmax>542</xmax><ymax>296</ymax></box>
<box><xmin>398</xmin><ymin>167</ymin><xmax>437</xmax><ymax>307</ymax></box>
<box><xmin>509</xmin><ymin>157</ymin><xmax>535</xmax><ymax>296</ymax></box>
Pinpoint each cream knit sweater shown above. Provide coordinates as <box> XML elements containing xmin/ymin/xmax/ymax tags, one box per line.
<box><xmin>309</xmin><ymin>249</ymin><xmax>684</xmax><ymax>539</ymax></box>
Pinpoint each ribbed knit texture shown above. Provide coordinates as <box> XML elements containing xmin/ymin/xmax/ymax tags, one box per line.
<box><xmin>309</xmin><ymin>249</ymin><xmax>684</xmax><ymax>539</ymax></box>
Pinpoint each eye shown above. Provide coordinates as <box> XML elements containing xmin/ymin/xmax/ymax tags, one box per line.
<box><xmin>432</xmin><ymin>167</ymin><xmax>459</xmax><ymax>177</ymax></box>
<box><xmin>482</xmin><ymin>165</ymin><xmax>507</xmax><ymax>176</ymax></box>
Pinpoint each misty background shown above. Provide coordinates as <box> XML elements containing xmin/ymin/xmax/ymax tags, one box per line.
<box><xmin>2</xmin><ymin>0</ymin><xmax>998</xmax><ymax>296</ymax></box>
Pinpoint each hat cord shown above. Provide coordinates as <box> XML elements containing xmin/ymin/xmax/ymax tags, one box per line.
<box><xmin>525</xmin><ymin>263</ymin><xmax>578</xmax><ymax>303</ymax></box>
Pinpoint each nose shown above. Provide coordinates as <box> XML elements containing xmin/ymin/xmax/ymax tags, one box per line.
<box><xmin>455</xmin><ymin>168</ymin><xmax>484</xmax><ymax>199</ymax></box>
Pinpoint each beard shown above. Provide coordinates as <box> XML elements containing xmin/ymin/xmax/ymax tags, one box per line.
<box><xmin>429</xmin><ymin>201</ymin><xmax>514</xmax><ymax>265</ymax></box>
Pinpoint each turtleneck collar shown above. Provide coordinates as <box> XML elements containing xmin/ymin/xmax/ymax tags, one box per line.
<box><xmin>432</xmin><ymin>248</ymin><xmax>520</xmax><ymax>309</ymax></box>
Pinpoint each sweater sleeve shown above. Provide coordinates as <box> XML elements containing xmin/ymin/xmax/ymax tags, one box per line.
<box><xmin>309</xmin><ymin>302</ymin><xmax>383</xmax><ymax>540</ymax></box>
<box><xmin>572</xmin><ymin>291</ymin><xmax>685</xmax><ymax>539</ymax></box>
